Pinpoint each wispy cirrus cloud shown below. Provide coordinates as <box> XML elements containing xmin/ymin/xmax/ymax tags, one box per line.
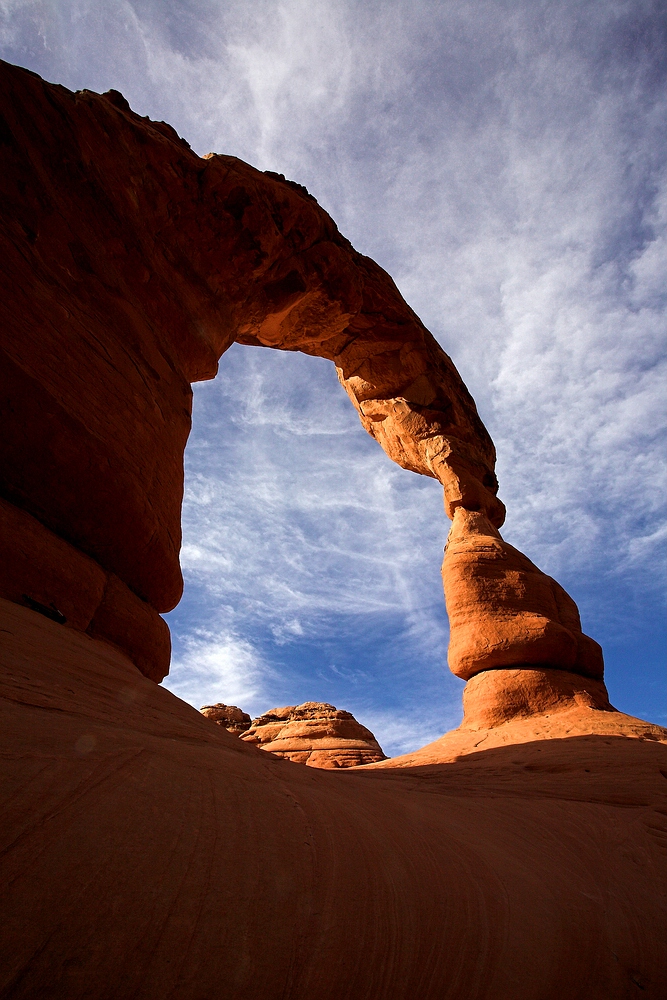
<box><xmin>165</xmin><ymin>628</ymin><xmax>272</xmax><ymax>720</ymax></box>
<box><xmin>163</xmin><ymin>345</ymin><xmax>456</xmax><ymax>754</ymax></box>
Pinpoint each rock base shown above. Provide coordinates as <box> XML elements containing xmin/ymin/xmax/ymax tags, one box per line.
<box><xmin>461</xmin><ymin>667</ymin><xmax>614</xmax><ymax>730</ymax></box>
<box><xmin>2</xmin><ymin>597</ymin><xmax>666</xmax><ymax>998</ymax></box>
<box><xmin>0</xmin><ymin>497</ymin><xmax>170</xmax><ymax>681</ymax></box>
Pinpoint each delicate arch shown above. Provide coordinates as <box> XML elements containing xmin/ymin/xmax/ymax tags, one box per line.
<box><xmin>0</xmin><ymin>61</ymin><xmax>501</xmax><ymax>636</ymax></box>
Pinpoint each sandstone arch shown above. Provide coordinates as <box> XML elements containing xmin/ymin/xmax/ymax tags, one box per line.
<box><xmin>0</xmin><ymin>60</ymin><xmax>598</xmax><ymax>688</ymax></box>
<box><xmin>0</xmin><ymin>62</ymin><xmax>501</xmax><ymax>607</ymax></box>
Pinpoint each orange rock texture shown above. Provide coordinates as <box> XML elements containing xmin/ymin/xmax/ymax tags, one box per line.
<box><xmin>368</xmin><ymin>666</ymin><xmax>663</xmax><ymax>767</ymax></box>
<box><xmin>443</xmin><ymin>508</ymin><xmax>604</xmax><ymax>680</ymax></box>
<box><xmin>0</xmin><ymin>59</ymin><xmax>502</xmax><ymax>634</ymax></box>
<box><xmin>0</xmin><ymin>496</ymin><xmax>170</xmax><ymax>682</ymax></box>
<box><xmin>200</xmin><ymin>703</ymin><xmax>251</xmax><ymax>735</ymax></box>
<box><xmin>240</xmin><ymin>701</ymin><xmax>386</xmax><ymax>767</ymax></box>
<box><xmin>0</xmin><ymin>59</ymin><xmax>591</xmax><ymax>685</ymax></box>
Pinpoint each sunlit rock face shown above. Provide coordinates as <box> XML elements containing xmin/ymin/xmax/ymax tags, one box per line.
<box><xmin>241</xmin><ymin>702</ymin><xmax>387</xmax><ymax>767</ymax></box>
<box><xmin>200</xmin><ymin>703</ymin><xmax>252</xmax><ymax>735</ymax></box>
<box><xmin>442</xmin><ymin>508</ymin><xmax>604</xmax><ymax>681</ymax></box>
<box><xmin>0</xmin><ymin>58</ymin><xmax>597</xmax><ymax>691</ymax></box>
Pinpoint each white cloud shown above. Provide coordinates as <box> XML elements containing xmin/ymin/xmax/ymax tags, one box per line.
<box><xmin>163</xmin><ymin>629</ymin><xmax>271</xmax><ymax>718</ymax></box>
<box><xmin>179</xmin><ymin>345</ymin><xmax>448</xmax><ymax>627</ymax></box>
<box><xmin>361</xmin><ymin>702</ymin><xmax>463</xmax><ymax>759</ymax></box>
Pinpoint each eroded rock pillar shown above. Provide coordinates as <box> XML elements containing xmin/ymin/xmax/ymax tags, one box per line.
<box><xmin>442</xmin><ymin>506</ymin><xmax>608</xmax><ymax>725</ymax></box>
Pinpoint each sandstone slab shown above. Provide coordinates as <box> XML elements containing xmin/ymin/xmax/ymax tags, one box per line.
<box><xmin>1</xmin><ymin>598</ymin><xmax>665</xmax><ymax>999</ymax></box>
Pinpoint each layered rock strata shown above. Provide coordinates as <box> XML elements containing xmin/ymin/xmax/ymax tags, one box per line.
<box><xmin>442</xmin><ymin>508</ymin><xmax>604</xmax><ymax>682</ymax></box>
<box><xmin>0</xmin><ymin>496</ymin><xmax>169</xmax><ymax>681</ymax></box>
<box><xmin>240</xmin><ymin>701</ymin><xmax>386</xmax><ymax>767</ymax></box>
<box><xmin>200</xmin><ymin>703</ymin><xmax>251</xmax><ymax>735</ymax></box>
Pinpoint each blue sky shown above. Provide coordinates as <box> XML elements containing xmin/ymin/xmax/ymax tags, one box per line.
<box><xmin>2</xmin><ymin>0</ymin><xmax>664</xmax><ymax>753</ymax></box>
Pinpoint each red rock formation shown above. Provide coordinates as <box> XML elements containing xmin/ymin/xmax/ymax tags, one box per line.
<box><xmin>0</xmin><ymin>59</ymin><xmax>505</xmax><ymax>678</ymax></box>
<box><xmin>0</xmin><ymin>59</ymin><xmax>597</xmax><ymax>688</ymax></box>
<box><xmin>369</xmin><ymin>665</ymin><xmax>664</xmax><ymax>767</ymax></box>
<box><xmin>443</xmin><ymin>508</ymin><xmax>604</xmax><ymax>680</ymax></box>
<box><xmin>241</xmin><ymin>701</ymin><xmax>386</xmax><ymax>767</ymax></box>
<box><xmin>200</xmin><ymin>703</ymin><xmax>251</xmax><ymax>735</ymax></box>
<box><xmin>0</xmin><ymin>496</ymin><xmax>170</xmax><ymax>682</ymax></box>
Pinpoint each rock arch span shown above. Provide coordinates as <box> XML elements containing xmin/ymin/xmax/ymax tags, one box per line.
<box><xmin>0</xmin><ymin>60</ymin><xmax>599</xmax><ymax>694</ymax></box>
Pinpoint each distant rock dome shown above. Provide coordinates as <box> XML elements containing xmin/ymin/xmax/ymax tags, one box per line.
<box><xmin>200</xmin><ymin>703</ymin><xmax>251</xmax><ymax>735</ymax></box>
<box><xmin>240</xmin><ymin>701</ymin><xmax>386</xmax><ymax>768</ymax></box>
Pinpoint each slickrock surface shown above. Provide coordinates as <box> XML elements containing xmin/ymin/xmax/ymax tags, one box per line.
<box><xmin>443</xmin><ymin>508</ymin><xmax>604</xmax><ymax>680</ymax></box>
<box><xmin>1</xmin><ymin>598</ymin><xmax>666</xmax><ymax>1000</ymax></box>
<box><xmin>240</xmin><ymin>701</ymin><xmax>386</xmax><ymax>767</ymax></box>
<box><xmin>200</xmin><ymin>703</ymin><xmax>251</xmax><ymax>735</ymax></box>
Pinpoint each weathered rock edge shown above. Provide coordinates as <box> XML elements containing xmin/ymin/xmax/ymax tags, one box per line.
<box><xmin>442</xmin><ymin>509</ymin><xmax>603</xmax><ymax>681</ymax></box>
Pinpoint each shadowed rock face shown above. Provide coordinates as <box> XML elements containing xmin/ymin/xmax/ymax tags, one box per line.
<box><xmin>241</xmin><ymin>702</ymin><xmax>387</xmax><ymax>767</ymax></box>
<box><xmin>200</xmin><ymin>703</ymin><xmax>251</xmax><ymax>735</ymax></box>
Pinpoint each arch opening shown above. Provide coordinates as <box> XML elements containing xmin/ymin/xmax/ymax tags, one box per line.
<box><xmin>163</xmin><ymin>343</ymin><xmax>459</xmax><ymax>757</ymax></box>
<box><xmin>0</xmin><ymin>60</ymin><xmax>604</xmax><ymax>721</ymax></box>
